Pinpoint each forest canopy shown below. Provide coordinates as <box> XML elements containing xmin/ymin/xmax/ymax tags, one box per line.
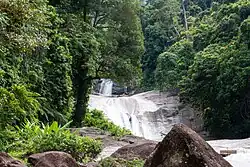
<box><xmin>142</xmin><ymin>0</ymin><xmax>250</xmax><ymax>138</ymax></box>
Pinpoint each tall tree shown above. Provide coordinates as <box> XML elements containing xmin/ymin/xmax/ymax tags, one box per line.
<box><xmin>51</xmin><ymin>0</ymin><xmax>144</xmax><ymax>126</ymax></box>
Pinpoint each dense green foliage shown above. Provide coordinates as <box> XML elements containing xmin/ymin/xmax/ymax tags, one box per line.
<box><xmin>0</xmin><ymin>0</ymin><xmax>73</xmax><ymax>125</ymax></box>
<box><xmin>141</xmin><ymin>0</ymin><xmax>180</xmax><ymax>88</ymax></box>
<box><xmin>99</xmin><ymin>157</ymin><xmax>144</xmax><ymax>167</ymax></box>
<box><xmin>181</xmin><ymin>0</ymin><xmax>250</xmax><ymax>138</ymax></box>
<box><xmin>1</xmin><ymin>122</ymin><xmax>102</xmax><ymax>162</ymax></box>
<box><xmin>143</xmin><ymin>0</ymin><xmax>250</xmax><ymax>138</ymax></box>
<box><xmin>0</xmin><ymin>0</ymin><xmax>144</xmax><ymax>164</ymax></box>
<box><xmin>0</xmin><ymin>86</ymin><xmax>40</xmax><ymax>129</ymax></box>
<box><xmin>85</xmin><ymin>109</ymin><xmax>131</xmax><ymax>137</ymax></box>
<box><xmin>155</xmin><ymin>40</ymin><xmax>195</xmax><ymax>90</ymax></box>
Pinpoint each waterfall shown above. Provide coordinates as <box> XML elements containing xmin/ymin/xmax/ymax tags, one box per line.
<box><xmin>99</xmin><ymin>79</ymin><xmax>113</xmax><ymax>96</ymax></box>
<box><xmin>88</xmin><ymin>91</ymin><xmax>182</xmax><ymax>141</ymax></box>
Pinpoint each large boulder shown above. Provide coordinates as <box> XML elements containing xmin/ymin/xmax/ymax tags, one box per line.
<box><xmin>144</xmin><ymin>124</ymin><xmax>232</xmax><ymax>167</ymax></box>
<box><xmin>111</xmin><ymin>141</ymin><xmax>157</xmax><ymax>160</ymax></box>
<box><xmin>28</xmin><ymin>151</ymin><xmax>79</xmax><ymax>167</ymax></box>
<box><xmin>0</xmin><ymin>152</ymin><xmax>26</xmax><ymax>167</ymax></box>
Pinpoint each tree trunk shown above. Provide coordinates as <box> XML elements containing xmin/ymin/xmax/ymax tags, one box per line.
<box><xmin>72</xmin><ymin>77</ymin><xmax>91</xmax><ymax>127</ymax></box>
<box><xmin>83</xmin><ymin>0</ymin><xmax>88</xmax><ymax>22</ymax></box>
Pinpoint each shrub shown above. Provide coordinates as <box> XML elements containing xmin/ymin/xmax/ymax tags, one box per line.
<box><xmin>155</xmin><ymin>40</ymin><xmax>195</xmax><ymax>91</ymax></box>
<box><xmin>7</xmin><ymin>121</ymin><xmax>102</xmax><ymax>162</ymax></box>
<box><xmin>84</xmin><ymin>109</ymin><xmax>131</xmax><ymax>137</ymax></box>
<box><xmin>0</xmin><ymin>127</ymin><xmax>17</xmax><ymax>152</ymax></box>
<box><xmin>99</xmin><ymin>157</ymin><xmax>144</xmax><ymax>167</ymax></box>
<box><xmin>155</xmin><ymin>52</ymin><xmax>180</xmax><ymax>90</ymax></box>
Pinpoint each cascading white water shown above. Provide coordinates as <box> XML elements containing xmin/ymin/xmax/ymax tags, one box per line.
<box><xmin>99</xmin><ymin>79</ymin><xmax>113</xmax><ymax>96</ymax></box>
<box><xmin>89</xmin><ymin>91</ymin><xmax>182</xmax><ymax>141</ymax></box>
<box><xmin>89</xmin><ymin>95</ymin><xmax>144</xmax><ymax>136</ymax></box>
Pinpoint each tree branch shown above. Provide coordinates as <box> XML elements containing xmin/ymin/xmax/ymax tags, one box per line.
<box><xmin>94</xmin><ymin>14</ymin><xmax>108</xmax><ymax>27</ymax></box>
<box><xmin>93</xmin><ymin>10</ymin><xmax>99</xmax><ymax>27</ymax></box>
<box><xmin>174</xmin><ymin>26</ymin><xmax>180</xmax><ymax>37</ymax></box>
<box><xmin>182</xmin><ymin>0</ymin><xmax>189</xmax><ymax>39</ymax></box>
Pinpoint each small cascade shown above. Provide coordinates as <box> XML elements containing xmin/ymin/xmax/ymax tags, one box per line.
<box><xmin>89</xmin><ymin>95</ymin><xmax>146</xmax><ymax>137</ymax></box>
<box><xmin>99</xmin><ymin>79</ymin><xmax>113</xmax><ymax>96</ymax></box>
<box><xmin>130</xmin><ymin>115</ymin><xmax>142</xmax><ymax>136</ymax></box>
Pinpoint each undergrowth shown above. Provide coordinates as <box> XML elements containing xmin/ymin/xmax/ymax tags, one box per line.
<box><xmin>1</xmin><ymin>121</ymin><xmax>102</xmax><ymax>163</ymax></box>
<box><xmin>84</xmin><ymin>109</ymin><xmax>131</xmax><ymax>137</ymax></box>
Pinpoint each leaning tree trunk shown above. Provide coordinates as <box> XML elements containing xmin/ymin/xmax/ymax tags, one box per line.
<box><xmin>182</xmin><ymin>0</ymin><xmax>189</xmax><ymax>39</ymax></box>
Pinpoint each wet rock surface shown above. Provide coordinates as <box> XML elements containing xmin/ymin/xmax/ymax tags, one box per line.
<box><xmin>71</xmin><ymin>127</ymin><xmax>128</xmax><ymax>148</ymax></box>
<box><xmin>119</xmin><ymin>135</ymin><xmax>153</xmax><ymax>144</ymax></box>
<box><xmin>143</xmin><ymin>124</ymin><xmax>232</xmax><ymax>167</ymax></box>
<box><xmin>92</xmin><ymin>79</ymin><xmax>130</xmax><ymax>96</ymax></box>
<box><xmin>90</xmin><ymin>91</ymin><xmax>208</xmax><ymax>141</ymax></box>
<box><xmin>137</xmin><ymin>91</ymin><xmax>210</xmax><ymax>140</ymax></box>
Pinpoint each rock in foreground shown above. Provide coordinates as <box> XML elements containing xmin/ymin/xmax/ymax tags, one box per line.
<box><xmin>144</xmin><ymin>124</ymin><xmax>232</xmax><ymax>167</ymax></box>
<box><xmin>28</xmin><ymin>151</ymin><xmax>79</xmax><ymax>167</ymax></box>
<box><xmin>111</xmin><ymin>141</ymin><xmax>157</xmax><ymax>160</ymax></box>
<box><xmin>0</xmin><ymin>152</ymin><xmax>26</xmax><ymax>167</ymax></box>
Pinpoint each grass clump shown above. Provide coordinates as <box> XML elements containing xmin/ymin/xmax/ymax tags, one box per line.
<box><xmin>84</xmin><ymin>109</ymin><xmax>131</xmax><ymax>137</ymax></box>
<box><xmin>0</xmin><ymin>128</ymin><xmax>17</xmax><ymax>152</ymax></box>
